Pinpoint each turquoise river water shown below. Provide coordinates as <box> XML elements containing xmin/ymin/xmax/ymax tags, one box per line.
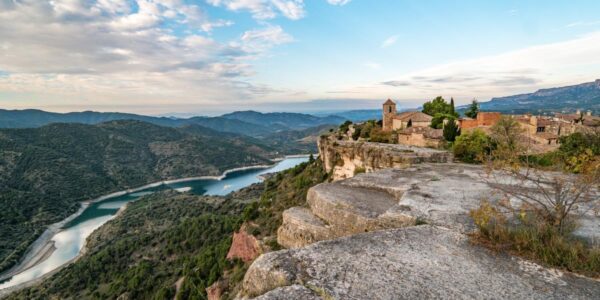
<box><xmin>0</xmin><ymin>157</ymin><xmax>308</xmax><ymax>290</ymax></box>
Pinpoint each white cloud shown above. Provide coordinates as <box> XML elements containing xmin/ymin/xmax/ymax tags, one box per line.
<box><xmin>338</xmin><ymin>32</ymin><xmax>600</xmax><ymax>104</ymax></box>
<box><xmin>364</xmin><ymin>62</ymin><xmax>381</xmax><ymax>69</ymax></box>
<box><xmin>240</xmin><ymin>25</ymin><xmax>294</xmax><ymax>52</ymax></box>
<box><xmin>0</xmin><ymin>0</ymin><xmax>292</xmax><ymax>111</ymax></box>
<box><xmin>207</xmin><ymin>0</ymin><xmax>347</xmax><ymax>20</ymax></box>
<box><xmin>327</xmin><ymin>0</ymin><xmax>351</xmax><ymax>5</ymax></box>
<box><xmin>381</xmin><ymin>35</ymin><xmax>399</xmax><ymax>48</ymax></box>
<box><xmin>566</xmin><ymin>20</ymin><xmax>600</xmax><ymax>28</ymax></box>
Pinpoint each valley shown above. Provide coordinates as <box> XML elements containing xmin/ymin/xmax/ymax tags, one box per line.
<box><xmin>0</xmin><ymin>157</ymin><xmax>308</xmax><ymax>294</ymax></box>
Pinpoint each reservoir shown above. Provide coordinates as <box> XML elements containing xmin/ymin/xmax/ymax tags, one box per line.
<box><xmin>0</xmin><ymin>156</ymin><xmax>309</xmax><ymax>290</ymax></box>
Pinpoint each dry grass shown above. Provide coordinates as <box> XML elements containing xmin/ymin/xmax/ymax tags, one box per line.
<box><xmin>470</xmin><ymin>201</ymin><xmax>600</xmax><ymax>278</ymax></box>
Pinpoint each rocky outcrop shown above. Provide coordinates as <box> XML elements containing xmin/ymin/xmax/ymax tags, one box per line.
<box><xmin>241</xmin><ymin>226</ymin><xmax>600</xmax><ymax>299</ymax></box>
<box><xmin>277</xmin><ymin>207</ymin><xmax>333</xmax><ymax>249</ymax></box>
<box><xmin>317</xmin><ymin>135</ymin><xmax>452</xmax><ymax>180</ymax></box>
<box><xmin>252</xmin><ymin>285</ymin><xmax>320</xmax><ymax>300</ymax></box>
<box><xmin>242</xmin><ymin>163</ymin><xmax>600</xmax><ymax>299</ymax></box>
<box><xmin>227</xmin><ymin>226</ymin><xmax>261</xmax><ymax>263</ymax></box>
<box><xmin>278</xmin><ymin>163</ymin><xmax>600</xmax><ymax>248</ymax></box>
<box><xmin>206</xmin><ymin>280</ymin><xmax>226</xmax><ymax>300</ymax></box>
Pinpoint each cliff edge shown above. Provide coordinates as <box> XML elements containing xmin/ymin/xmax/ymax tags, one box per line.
<box><xmin>238</xmin><ymin>160</ymin><xmax>600</xmax><ymax>299</ymax></box>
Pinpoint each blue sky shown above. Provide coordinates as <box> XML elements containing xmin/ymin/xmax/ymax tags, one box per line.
<box><xmin>0</xmin><ymin>0</ymin><xmax>599</xmax><ymax>115</ymax></box>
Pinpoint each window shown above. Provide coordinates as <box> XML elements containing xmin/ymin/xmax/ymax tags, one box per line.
<box><xmin>536</xmin><ymin>127</ymin><xmax>545</xmax><ymax>132</ymax></box>
<box><xmin>388</xmin><ymin>106</ymin><xmax>392</xmax><ymax>113</ymax></box>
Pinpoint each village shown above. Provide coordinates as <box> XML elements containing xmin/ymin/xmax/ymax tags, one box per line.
<box><xmin>341</xmin><ymin>98</ymin><xmax>600</xmax><ymax>154</ymax></box>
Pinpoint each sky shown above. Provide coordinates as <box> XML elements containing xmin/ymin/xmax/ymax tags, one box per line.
<box><xmin>1</xmin><ymin>0</ymin><xmax>600</xmax><ymax>115</ymax></box>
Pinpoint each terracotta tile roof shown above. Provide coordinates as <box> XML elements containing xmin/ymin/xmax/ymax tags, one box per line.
<box><xmin>583</xmin><ymin>116</ymin><xmax>600</xmax><ymax>127</ymax></box>
<box><xmin>392</xmin><ymin>111</ymin><xmax>432</xmax><ymax>122</ymax></box>
<box><xmin>555</xmin><ymin>113</ymin><xmax>580</xmax><ymax>122</ymax></box>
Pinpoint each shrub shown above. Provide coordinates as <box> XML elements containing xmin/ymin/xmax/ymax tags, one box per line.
<box><xmin>470</xmin><ymin>201</ymin><xmax>600</xmax><ymax>278</ymax></box>
<box><xmin>452</xmin><ymin>129</ymin><xmax>492</xmax><ymax>163</ymax></box>
<box><xmin>442</xmin><ymin>118</ymin><xmax>460</xmax><ymax>142</ymax></box>
<box><xmin>339</xmin><ymin>120</ymin><xmax>352</xmax><ymax>134</ymax></box>
<box><xmin>353</xmin><ymin>167</ymin><xmax>366</xmax><ymax>175</ymax></box>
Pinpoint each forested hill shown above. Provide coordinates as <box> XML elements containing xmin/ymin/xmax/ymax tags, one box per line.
<box><xmin>0</xmin><ymin>109</ymin><xmax>347</xmax><ymax>137</ymax></box>
<box><xmin>0</xmin><ymin>109</ymin><xmax>273</xmax><ymax>137</ymax></box>
<box><xmin>0</xmin><ymin>120</ymin><xmax>276</xmax><ymax>274</ymax></box>
<box><xmin>221</xmin><ymin>111</ymin><xmax>345</xmax><ymax>129</ymax></box>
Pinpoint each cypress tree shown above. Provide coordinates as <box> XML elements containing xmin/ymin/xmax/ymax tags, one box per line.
<box><xmin>443</xmin><ymin>118</ymin><xmax>460</xmax><ymax>142</ymax></box>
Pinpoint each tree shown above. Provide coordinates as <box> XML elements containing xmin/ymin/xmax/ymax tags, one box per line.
<box><xmin>465</xmin><ymin>99</ymin><xmax>479</xmax><ymax>119</ymax></box>
<box><xmin>422</xmin><ymin>96</ymin><xmax>459</xmax><ymax>118</ymax></box>
<box><xmin>485</xmin><ymin>124</ymin><xmax>600</xmax><ymax>233</ymax></box>
<box><xmin>450</xmin><ymin>97</ymin><xmax>455</xmax><ymax>115</ymax></box>
<box><xmin>443</xmin><ymin>118</ymin><xmax>460</xmax><ymax>142</ymax></box>
<box><xmin>431</xmin><ymin>113</ymin><xmax>455</xmax><ymax>129</ymax></box>
<box><xmin>489</xmin><ymin>116</ymin><xmax>524</xmax><ymax>163</ymax></box>
<box><xmin>452</xmin><ymin>129</ymin><xmax>492</xmax><ymax>163</ymax></box>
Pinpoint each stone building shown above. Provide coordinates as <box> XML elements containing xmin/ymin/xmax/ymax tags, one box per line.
<box><xmin>382</xmin><ymin>99</ymin><xmax>432</xmax><ymax>132</ymax></box>
<box><xmin>397</xmin><ymin>127</ymin><xmax>444</xmax><ymax>148</ymax></box>
<box><xmin>458</xmin><ymin>112</ymin><xmax>501</xmax><ymax>130</ymax></box>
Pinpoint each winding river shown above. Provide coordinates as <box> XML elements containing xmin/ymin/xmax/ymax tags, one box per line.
<box><xmin>0</xmin><ymin>157</ymin><xmax>309</xmax><ymax>291</ymax></box>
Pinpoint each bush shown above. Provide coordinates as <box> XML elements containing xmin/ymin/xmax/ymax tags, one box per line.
<box><xmin>353</xmin><ymin>167</ymin><xmax>366</xmax><ymax>175</ymax></box>
<box><xmin>339</xmin><ymin>120</ymin><xmax>352</xmax><ymax>134</ymax></box>
<box><xmin>442</xmin><ymin>118</ymin><xmax>460</xmax><ymax>142</ymax></box>
<box><xmin>470</xmin><ymin>201</ymin><xmax>600</xmax><ymax>278</ymax></box>
<box><xmin>452</xmin><ymin>129</ymin><xmax>492</xmax><ymax>163</ymax></box>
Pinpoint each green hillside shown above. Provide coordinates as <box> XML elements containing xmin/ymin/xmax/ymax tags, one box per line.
<box><xmin>7</xmin><ymin>159</ymin><xmax>328</xmax><ymax>300</ymax></box>
<box><xmin>0</xmin><ymin>120</ymin><xmax>275</xmax><ymax>274</ymax></box>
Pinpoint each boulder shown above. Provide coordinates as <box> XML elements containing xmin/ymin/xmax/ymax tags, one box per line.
<box><xmin>227</xmin><ymin>227</ymin><xmax>261</xmax><ymax>263</ymax></box>
<box><xmin>241</xmin><ymin>226</ymin><xmax>600</xmax><ymax>299</ymax></box>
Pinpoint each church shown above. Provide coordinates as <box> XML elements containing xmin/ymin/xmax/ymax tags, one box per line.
<box><xmin>382</xmin><ymin>99</ymin><xmax>432</xmax><ymax>132</ymax></box>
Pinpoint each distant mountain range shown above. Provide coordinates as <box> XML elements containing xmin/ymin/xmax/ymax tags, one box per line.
<box><xmin>0</xmin><ymin>109</ymin><xmax>347</xmax><ymax>137</ymax></box>
<box><xmin>475</xmin><ymin>79</ymin><xmax>600</xmax><ymax>114</ymax></box>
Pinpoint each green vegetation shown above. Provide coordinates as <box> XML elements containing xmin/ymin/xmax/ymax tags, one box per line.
<box><xmin>452</xmin><ymin>129</ymin><xmax>492</xmax><ymax>163</ymax></box>
<box><xmin>242</xmin><ymin>159</ymin><xmax>329</xmax><ymax>238</ymax></box>
<box><xmin>0</xmin><ymin>120</ymin><xmax>275</xmax><ymax>274</ymax></box>
<box><xmin>7</xmin><ymin>158</ymin><xmax>329</xmax><ymax>300</ymax></box>
<box><xmin>422</xmin><ymin>96</ymin><xmax>458</xmax><ymax>118</ymax></box>
<box><xmin>422</xmin><ymin>96</ymin><xmax>459</xmax><ymax>130</ymax></box>
<box><xmin>442</xmin><ymin>119</ymin><xmax>460</xmax><ymax>142</ymax></box>
<box><xmin>349</xmin><ymin>120</ymin><xmax>396</xmax><ymax>144</ymax></box>
<box><xmin>464</xmin><ymin>99</ymin><xmax>479</xmax><ymax>119</ymax></box>
<box><xmin>471</xmin><ymin>201</ymin><xmax>600</xmax><ymax>278</ymax></box>
<box><xmin>338</xmin><ymin>120</ymin><xmax>353</xmax><ymax>134</ymax></box>
<box><xmin>8</xmin><ymin>190</ymin><xmax>254</xmax><ymax>300</ymax></box>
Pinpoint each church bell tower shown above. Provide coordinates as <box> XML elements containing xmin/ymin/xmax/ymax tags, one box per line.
<box><xmin>382</xmin><ymin>99</ymin><xmax>396</xmax><ymax>132</ymax></box>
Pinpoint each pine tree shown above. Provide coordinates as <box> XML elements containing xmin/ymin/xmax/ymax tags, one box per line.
<box><xmin>443</xmin><ymin>118</ymin><xmax>460</xmax><ymax>142</ymax></box>
<box><xmin>465</xmin><ymin>99</ymin><xmax>479</xmax><ymax>119</ymax></box>
<box><xmin>450</xmin><ymin>97</ymin><xmax>455</xmax><ymax>115</ymax></box>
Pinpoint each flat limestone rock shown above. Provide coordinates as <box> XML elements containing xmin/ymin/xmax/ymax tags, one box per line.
<box><xmin>242</xmin><ymin>226</ymin><xmax>600</xmax><ymax>299</ymax></box>
<box><xmin>252</xmin><ymin>285</ymin><xmax>321</xmax><ymax>300</ymax></box>
<box><xmin>277</xmin><ymin>207</ymin><xmax>333</xmax><ymax>249</ymax></box>
<box><xmin>307</xmin><ymin>183</ymin><xmax>412</xmax><ymax>236</ymax></box>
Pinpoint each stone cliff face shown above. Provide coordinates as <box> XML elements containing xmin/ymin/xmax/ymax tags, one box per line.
<box><xmin>317</xmin><ymin>135</ymin><xmax>452</xmax><ymax>180</ymax></box>
<box><xmin>238</xmin><ymin>163</ymin><xmax>600</xmax><ymax>299</ymax></box>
